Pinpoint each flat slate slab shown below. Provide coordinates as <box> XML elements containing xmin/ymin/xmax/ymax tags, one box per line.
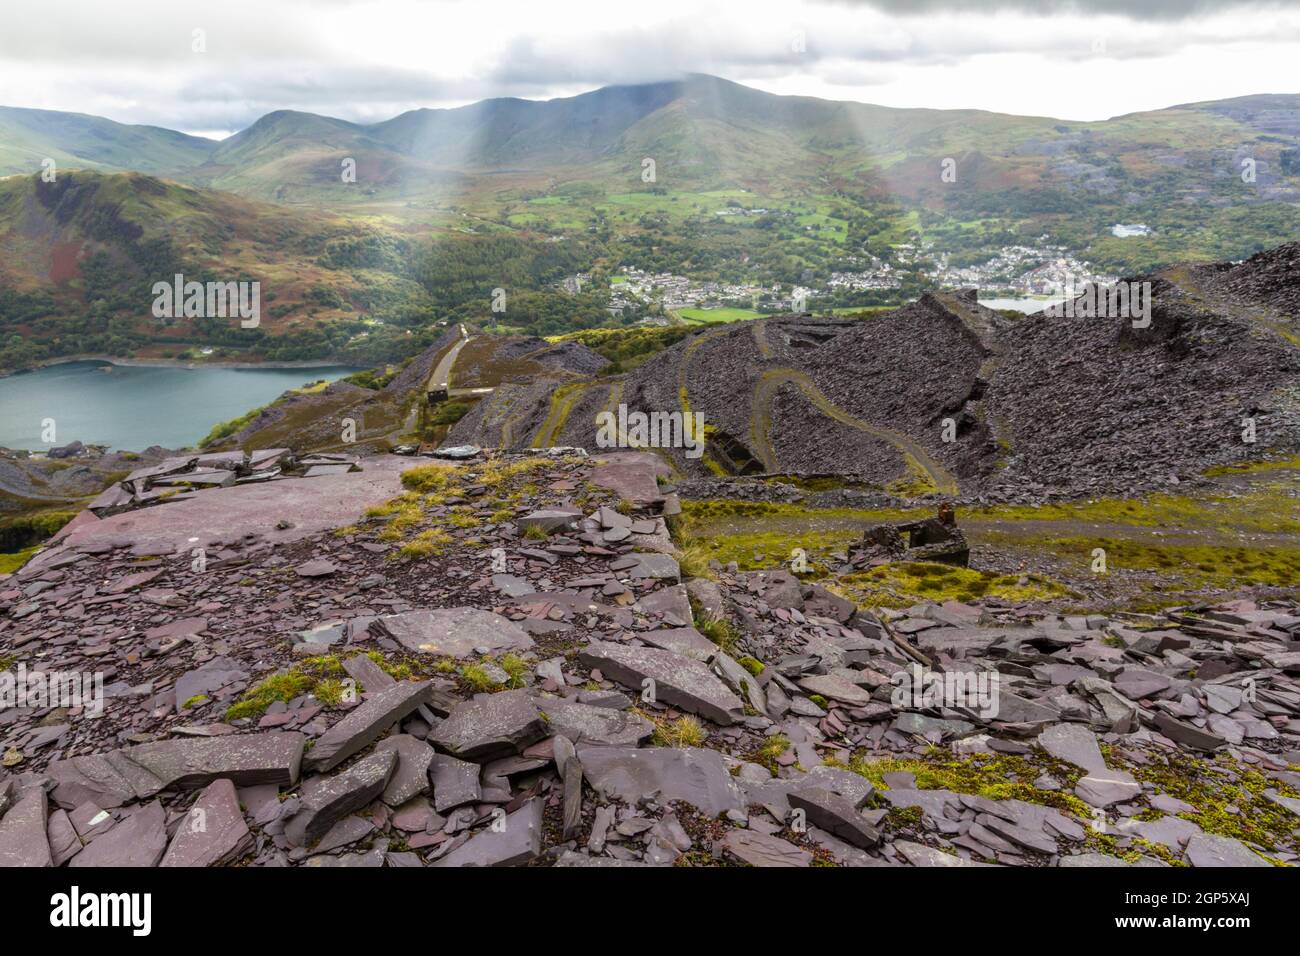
<box><xmin>70</xmin><ymin>800</ymin><xmax>167</xmax><ymax>867</ymax></box>
<box><xmin>540</xmin><ymin>697</ymin><xmax>656</xmax><ymax>747</ymax></box>
<box><xmin>375</xmin><ymin>735</ymin><xmax>436</xmax><ymax>806</ymax></box>
<box><xmin>429</xmin><ymin>691</ymin><xmax>547</xmax><ymax>761</ymax></box>
<box><xmin>723</xmin><ymin>829</ymin><xmax>812</xmax><ymax>867</ymax></box>
<box><xmin>895</xmin><ymin>841</ymin><xmax>994</xmax><ymax>867</ymax></box>
<box><xmin>428</xmin><ymin>753</ymin><xmax>482</xmax><ymax>812</ymax></box>
<box><xmin>47</xmin><ymin>732</ymin><xmax>306</xmax><ymax>809</ymax></box>
<box><xmin>1185</xmin><ymin>833</ymin><xmax>1269</xmax><ymax>867</ymax></box>
<box><xmin>636</xmin><ymin>626</ymin><xmax>718</xmax><ymax>661</ymax></box>
<box><xmin>284</xmin><ymin>750</ymin><xmax>397</xmax><ymax>847</ymax></box>
<box><xmin>798</xmin><ymin>674</ymin><xmax>874</xmax><ymax>707</ymax></box>
<box><xmin>160</xmin><ymin>779</ymin><xmax>253</xmax><ymax>867</ymax></box>
<box><xmin>1037</xmin><ymin>723</ymin><xmax>1107</xmax><ymax>773</ymax></box>
<box><xmin>48</xmin><ymin>455</ymin><xmax>410</xmax><ymax>557</ymax></box>
<box><xmin>371</xmin><ymin>607</ymin><xmax>534</xmax><ymax>658</ymax></box>
<box><xmin>304</xmin><ymin>680</ymin><xmax>433</xmax><ymax>773</ymax></box>
<box><xmin>0</xmin><ymin>788</ymin><xmax>52</xmax><ymax>868</ymax></box>
<box><xmin>578</xmin><ymin>745</ymin><xmax>746</xmax><ymax>817</ymax></box>
<box><xmin>788</xmin><ymin>786</ymin><xmax>881</xmax><ymax>849</ymax></box>
<box><xmin>432</xmin><ymin>798</ymin><xmax>543</xmax><ymax>867</ymax></box>
<box><xmin>578</xmin><ymin>640</ymin><xmax>743</xmax><ymax>725</ymax></box>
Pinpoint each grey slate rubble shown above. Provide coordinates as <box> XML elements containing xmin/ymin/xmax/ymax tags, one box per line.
<box><xmin>4</xmin><ymin>446</ymin><xmax>1298</xmax><ymax>868</ymax></box>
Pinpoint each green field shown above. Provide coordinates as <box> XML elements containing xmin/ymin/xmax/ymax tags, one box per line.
<box><xmin>677</xmin><ymin>307</ymin><xmax>764</xmax><ymax>324</ymax></box>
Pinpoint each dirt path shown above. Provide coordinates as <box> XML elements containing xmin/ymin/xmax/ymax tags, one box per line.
<box><xmin>749</xmin><ymin>368</ymin><xmax>959</xmax><ymax>495</ymax></box>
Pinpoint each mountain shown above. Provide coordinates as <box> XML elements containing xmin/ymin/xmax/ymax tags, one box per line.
<box><xmin>0</xmin><ymin>105</ymin><xmax>216</xmax><ymax>177</ymax></box>
<box><xmin>0</xmin><ymin>170</ymin><xmax>433</xmax><ymax>371</ymax></box>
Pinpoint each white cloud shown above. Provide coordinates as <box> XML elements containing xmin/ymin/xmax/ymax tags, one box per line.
<box><xmin>1</xmin><ymin>0</ymin><xmax>1297</xmax><ymax>134</ymax></box>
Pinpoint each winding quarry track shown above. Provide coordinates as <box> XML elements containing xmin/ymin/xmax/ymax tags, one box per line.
<box><xmin>749</xmin><ymin>368</ymin><xmax>959</xmax><ymax>495</ymax></box>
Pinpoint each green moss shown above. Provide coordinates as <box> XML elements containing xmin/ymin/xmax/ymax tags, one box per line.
<box><xmin>182</xmin><ymin>695</ymin><xmax>208</xmax><ymax>710</ymax></box>
<box><xmin>363</xmin><ymin>650</ymin><xmax>413</xmax><ymax>682</ymax></box>
<box><xmin>396</xmin><ymin>528</ymin><xmax>453</xmax><ymax>559</ymax></box>
<box><xmin>1113</xmin><ymin>750</ymin><xmax>1298</xmax><ymax>857</ymax></box>
<box><xmin>1043</xmin><ymin>537</ymin><xmax>1300</xmax><ymax>590</ymax></box>
<box><xmin>694</xmin><ymin>611</ymin><xmax>739</xmax><ymax>654</ymax></box>
<box><xmin>652</xmin><ymin>715</ymin><xmax>707</xmax><ymax>748</ymax></box>
<box><xmin>521</xmin><ymin>524</ymin><xmax>549</xmax><ymax>540</ymax></box>
<box><xmin>737</xmin><ymin>655</ymin><xmax>765</xmax><ymax>677</ymax></box>
<box><xmin>752</xmin><ymin>734</ymin><xmax>790</xmax><ymax>774</ymax></box>
<box><xmin>830</xmin><ymin>562</ymin><xmax>1074</xmax><ymax>609</ymax></box>
<box><xmin>829</xmin><ymin>750</ymin><xmax>1094</xmax><ymax>822</ymax></box>
<box><xmin>0</xmin><ymin>546</ymin><xmax>40</xmax><ymax>575</ymax></box>
<box><xmin>223</xmin><ymin>655</ymin><xmax>346</xmax><ymax>721</ymax></box>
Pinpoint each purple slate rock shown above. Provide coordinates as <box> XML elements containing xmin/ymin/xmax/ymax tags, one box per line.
<box><xmin>577</xmin><ymin>641</ymin><xmax>743</xmax><ymax>725</ymax></box>
<box><xmin>161</xmin><ymin>778</ymin><xmax>253</xmax><ymax>867</ymax></box>
<box><xmin>303</xmin><ymin>680</ymin><xmax>434</xmax><ymax>773</ymax></box>
<box><xmin>430</xmin><ymin>798</ymin><xmax>543</xmax><ymax>867</ymax></box>
<box><xmin>537</xmin><ymin>697</ymin><xmax>656</xmax><ymax>747</ymax></box>
<box><xmin>1153</xmin><ymin>712</ymin><xmax>1227</xmax><ymax>752</ymax></box>
<box><xmin>895</xmin><ymin>841</ymin><xmax>995</xmax><ymax>867</ymax></box>
<box><xmin>294</xmin><ymin>559</ymin><xmax>338</xmax><ymax>578</ymax></box>
<box><xmin>428</xmin><ymin>690</ymin><xmax>547</xmax><ymax>762</ymax></box>
<box><xmin>788</xmin><ymin>786</ymin><xmax>882</xmax><ymax>849</ymax></box>
<box><xmin>723</xmin><ymin>829</ymin><xmax>813</xmax><ymax>867</ymax></box>
<box><xmin>1185</xmin><ymin>833</ymin><xmax>1270</xmax><ymax>867</ymax></box>
<box><xmin>577</xmin><ymin>745</ymin><xmax>746</xmax><ymax>817</ymax></box>
<box><xmin>428</xmin><ymin>753</ymin><xmax>483</xmax><ymax>812</ymax></box>
<box><xmin>47</xmin><ymin>809</ymin><xmax>82</xmax><ymax>866</ymax></box>
<box><xmin>284</xmin><ymin>750</ymin><xmax>397</xmax><ymax>847</ymax></box>
<box><xmin>173</xmin><ymin>656</ymin><xmax>250</xmax><ymax>714</ymax></box>
<box><xmin>0</xmin><ymin>788</ymin><xmax>53</xmax><ymax>867</ymax></box>
<box><xmin>374</xmin><ymin>734</ymin><xmax>436</xmax><ymax>806</ymax></box>
<box><xmin>70</xmin><ymin>800</ymin><xmax>167</xmax><ymax>867</ymax></box>
<box><xmin>47</xmin><ymin>732</ymin><xmax>306</xmax><ymax>810</ymax></box>
<box><xmin>371</xmin><ymin>606</ymin><xmax>534</xmax><ymax>658</ymax></box>
<box><xmin>636</xmin><ymin>626</ymin><xmax>718</xmax><ymax>661</ymax></box>
<box><xmin>637</xmin><ymin>584</ymin><xmax>693</xmax><ymax>626</ymax></box>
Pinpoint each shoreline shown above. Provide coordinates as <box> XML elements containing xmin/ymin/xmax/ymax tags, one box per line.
<box><xmin>3</xmin><ymin>354</ymin><xmax>361</xmax><ymax>377</ymax></box>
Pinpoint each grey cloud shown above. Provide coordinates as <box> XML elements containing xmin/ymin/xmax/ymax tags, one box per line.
<box><xmin>826</xmin><ymin>0</ymin><xmax>1300</xmax><ymax>19</ymax></box>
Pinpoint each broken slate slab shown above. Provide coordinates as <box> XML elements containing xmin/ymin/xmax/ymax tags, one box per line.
<box><xmin>539</xmin><ymin>697</ymin><xmax>656</xmax><ymax>747</ymax></box>
<box><xmin>47</xmin><ymin>732</ymin><xmax>306</xmax><ymax>809</ymax></box>
<box><xmin>723</xmin><ymin>829</ymin><xmax>812</xmax><ymax>867</ymax></box>
<box><xmin>431</xmin><ymin>798</ymin><xmax>543</xmax><ymax>867</ymax></box>
<box><xmin>1184</xmin><ymin>833</ymin><xmax>1269</xmax><ymax>867</ymax></box>
<box><xmin>429</xmin><ymin>690</ymin><xmax>547</xmax><ymax>761</ymax></box>
<box><xmin>160</xmin><ymin>779</ymin><xmax>253</xmax><ymax>867</ymax></box>
<box><xmin>374</xmin><ymin>735</ymin><xmax>435</xmax><ymax>806</ymax></box>
<box><xmin>70</xmin><ymin>800</ymin><xmax>167</xmax><ymax>867</ymax></box>
<box><xmin>578</xmin><ymin>640</ymin><xmax>743</xmax><ymax>725</ymax></box>
<box><xmin>371</xmin><ymin>607</ymin><xmax>534</xmax><ymax>657</ymax></box>
<box><xmin>428</xmin><ymin>753</ymin><xmax>482</xmax><ymax>812</ymax></box>
<box><xmin>304</xmin><ymin>680</ymin><xmax>433</xmax><ymax>773</ymax></box>
<box><xmin>787</xmin><ymin>786</ymin><xmax>881</xmax><ymax>849</ymax></box>
<box><xmin>577</xmin><ymin>745</ymin><xmax>746</xmax><ymax>817</ymax></box>
<box><xmin>1037</xmin><ymin>723</ymin><xmax>1107</xmax><ymax>774</ymax></box>
<box><xmin>0</xmin><ymin>787</ymin><xmax>52</xmax><ymax>867</ymax></box>
<box><xmin>284</xmin><ymin>750</ymin><xmax>397</xmax><ymax>847</ymax></box>
<box><xmin>609</xmin><ymin>553</ymin><xmax>681</xmax><ymax>581</ymax></box>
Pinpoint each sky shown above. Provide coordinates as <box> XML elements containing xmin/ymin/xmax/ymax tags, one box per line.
<box><xmin>2</xmin><ymin>0</ymin><xmax>1299</xmax><ymax>138</ymax></box>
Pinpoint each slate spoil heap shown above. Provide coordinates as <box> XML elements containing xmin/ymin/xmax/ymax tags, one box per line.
<box><xmin>1</xmin><ymin>448</ymin><xmax>1297</xmax><ymax>868</ymax></box>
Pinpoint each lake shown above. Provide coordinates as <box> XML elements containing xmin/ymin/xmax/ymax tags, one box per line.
<box><xmin>978</xmin><ymin>296</ymin><xmax>1067</xmax><ymax>314</ymax></box>
<box><xmin>0</xmin><ymin>361</ymin><xmax>361</xmax><ymax>452</ymax></box>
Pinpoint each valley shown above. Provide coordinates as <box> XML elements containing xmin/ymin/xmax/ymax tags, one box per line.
<box><xmin>1</xmin><ymin>72</ymin><xmax>1298</xmax><ymax>876</ymax></box>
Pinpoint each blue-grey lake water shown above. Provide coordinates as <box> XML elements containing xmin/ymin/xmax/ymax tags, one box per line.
<box><xmin>0</xmin><ymin>361</ymin><xmax>360</xmax><ymax>451</ymax></box>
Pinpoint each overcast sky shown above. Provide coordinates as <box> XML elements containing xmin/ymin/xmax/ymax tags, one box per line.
<box><xmin>3</xmin><ymin>0</ymin><xmax>1299</xmax><ymax>138</ymax></box>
